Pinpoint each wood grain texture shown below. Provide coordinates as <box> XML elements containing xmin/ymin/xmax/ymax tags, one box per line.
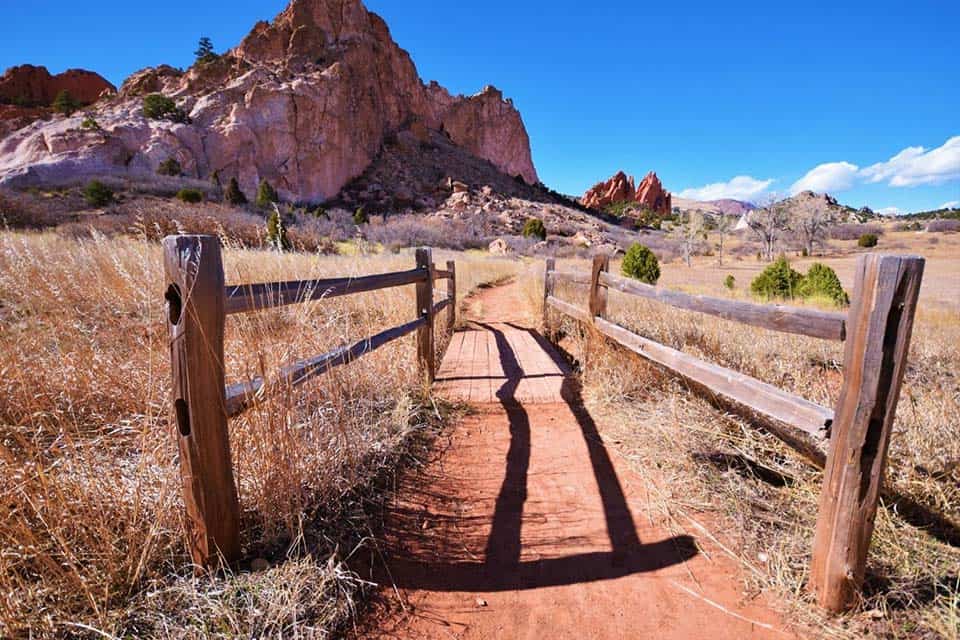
<box><xmin>543</xmin><ymin>258</ymin><xmax>556</xmax><ymax>333</ymax></box>
<box><xmin>224</xmin><ymin>269</ymin><xmax>427</xmax><ymax>315</ymax></box>
<box><xmin>589</xmin><ymin>255</ymin><xmax>610</xmax><ymax>320</ymax></box>
<box><xmin>416</xmin><ymin>248</ymin><xmax>435</xmax><ymax>385</ymax></box>
<box><xmin>593</xmin><ymin>317</ymin><xmax>834</xmax><ymax>437</ymax></box>
<box><xmin>551</xmin><ymin>269</ymin><xmax>592</xmax><ymax>285</ymax></box>
<box><xmin>600</xmin><ymin>271</ymin><xmax>847</xmax><ymax>341</ymax></box>
<box><xmin>224</xmin><ymin>316</ymin><xmax>427</xmax><ymax>417</ymax></box>
<box><xmin>810</xmin><ymin>254</ymin><xmax>925</xmax><ymax>612</ymax></box>
<box><xmin>163</xmin><ymin>235</ymin><xmax>241</xmax><ymax>568</ymax></box>
<box><xmin>446</xmin><ymin>260</ymin><xmax>456</xmax><ymax>333</ymax></box>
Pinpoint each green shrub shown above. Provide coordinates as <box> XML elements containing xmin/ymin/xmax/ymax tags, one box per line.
<box><xmin>80</xmin><ymin>116</ymin><xmax>101</xmax><ymax>131</ymax></box>
<box><xmin>266</xmin><ymin>208</ymin><xmax>289</xmax><ymax>250</ymax></box>
<box><xmin>142</xmin><ymin>94</ymin><xmax>190</xmax><ymax>123</ymax></box>
<box><xmin>256</xmin><ymin>179</ymin><xmax>279</xmax><ymax>208</ymax></box>
<box><xmin>750</xmin><ymin>256</ymin><xmax>803</xmax><ymax>300</ymax></box>
<box><xmin>724</xmin><ymin>274</ymin><xmax>736</xmax><ymax>290</ymax></box>
<box><xmin>798</xmin><ymin>263</ymin><xmax>850</xmax><ymax>306</ymax></box>
<box><xmin>858</xmin><ymin>233</ymin><xmax>879</xmax><ymax>248</ymax></box>
<box><xmin>157</xmin><ymin>158</ymin><xmax>182</xmax><ymax>177</ymax></box>
<box><xmin>522</xmin><ymin>218</ymin><xmax>547</xmax><ymax>240</ymax></box>
<box><xmin>621</xmin><ymin>243</ymin><xmax>660</xmax><ymax>285</ymax></box>
<box><xmin>82</xmin><ymin>180</ymin><xmax>113</xmax><ymax>207</ymax></box>
<box><xmin>353</xmin><ymin>206</ymin><xmax>368</xmax><ymax>225</ymax></box>
<box><xmin>224</xmin><ymin>177</ymin><xmax>247</xmax><ymax>205</ymax></box>
<box><xmin>52</xmin><ymin>90</ymin><xmax>81</xmax><ymax>115</ymax></box>
<box><xmin>176</xmin><ymin>188</ymin><xmax>203</xmax><ymax>204</ymax></box>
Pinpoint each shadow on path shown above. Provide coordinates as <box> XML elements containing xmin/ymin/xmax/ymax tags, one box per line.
<box><xmin>382</xmin><ymin>323</ymin><xmax>697</xmax><ymax>592</ymax></box>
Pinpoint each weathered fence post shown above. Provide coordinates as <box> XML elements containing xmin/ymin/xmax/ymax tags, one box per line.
<box><xmin>446</xmin><ymin>259</ymin><xmax>456</xmax><ymax>333</ymax></box>
<box><xmin>810</xmin><ymin>253</ymin><xmax>924</xmax><ymax>612</ymax></box>
<box><xmin>415</xmin><ymin>248</ymin><xmax>435</xmax><ymax>385</ymax></box>
<box><xmin>589</xmin><ymin>254</ymin><xmax>610</xmax><ymax>321</ymax></box>
<box><xmin>163</xmin><ymin>235</ymin><xmax>241</xmax><ymax>569</ymax></box>
<box><xmin>543</xmin><ymin>258</ymin><xmax>555</xmax><ymax>334</ymax></box>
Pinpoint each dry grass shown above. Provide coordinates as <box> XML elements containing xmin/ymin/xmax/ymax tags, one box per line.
<box><xmin>533</xmin><ymin>247</ymin><xmax>960</xmax><ymax>639</ymax></box>
<box><xmin>0</xmin><ymin>229</ymin><xmax>520</xmax><ymax>638</ymax></box>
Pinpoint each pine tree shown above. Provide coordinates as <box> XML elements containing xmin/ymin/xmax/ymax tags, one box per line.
<box><xmin>224</xmin><ymin>177</ymin><xmax>247</xmax><ymax>206</ymax></box>
<box><xmin>52</xmin><ymin>90</ymin><xmax>81</xmax><ymax>115</ymax></box>
<box><xmin>256</xmin><ymin>179</ymin><xmax>279</xmax><ymax>208</ymax></box>
<box><xmin>194</xmin><ymin>37</ymin><xmax>216</xmax><ymax>63</ymax></box>
<box><xmin>266</xmin><ymin>206</ymin><xmax>290</xmax><ymax>251</ymax></box>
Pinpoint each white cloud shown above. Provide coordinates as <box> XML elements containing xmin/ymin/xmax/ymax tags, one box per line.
<box><xmin>941</xmin><ymin>200</ymin><xmax>959</xmax><ymax>209</ymax></box>
<box><xmin>878</xmin><ymin>206</ymin><xmax>902</xmax><ymax>216</ymax></box>
<box><xmin>789</xmin><ymin>161</ymin><xmax>860</xmax><ymax>195</ymax></box>
<box><xmin>860</xmin><ymin>136</ymin><xmax>960</xmax><ymax>187</ymax></box>
<box><xmin>677</xmin><ymin>175</ymin><xmax>773</xmax><ymax>202</ymax></box>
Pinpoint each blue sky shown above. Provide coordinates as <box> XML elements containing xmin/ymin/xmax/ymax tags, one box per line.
<box><xmin>2</xmin><ymin>0</ymin><xmax>958</xmax><ymax>212</ymax></box>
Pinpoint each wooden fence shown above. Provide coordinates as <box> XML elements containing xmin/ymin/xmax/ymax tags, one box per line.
<box><xmin>544</xmin><ymin>253</ymin><xmax>924</xmax><ymax>612</ymax></box>
<box><xmin>163</xmin><ymin>235</ymin><xmax>455</xmax><ymax>570</ymax></box>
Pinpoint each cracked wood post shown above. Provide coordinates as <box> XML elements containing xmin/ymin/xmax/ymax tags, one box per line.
<box><xmin>163</xmin><ymin>235</ymin><xmax>241</xmax><ymax>569</ymax></box>
<box><xmin>810</xmin><ymin>253</ymin><xmax>924</xmax><ymax>612</ymax></box>
<box><xmin>446</xmin><ymin>259</ymin><xmax>456</xmax><ymax>333</ymax></box>
<box><xmin>589</xmin><ymin>254</ymin><xmax>610</xmax><ymax>321</ymax></box>
<box><xmin>415</xmin><ymin>248</ymin><xmax>435</xmax><ymax>385</ymax></box>
<box><xmin>543</xmin><ymin>258</ymin><xmax>555</xmax><ymax>336</ymax></box>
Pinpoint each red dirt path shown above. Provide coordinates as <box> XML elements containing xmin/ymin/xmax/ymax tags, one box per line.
<box><xmin>357</xmin><ymin>280</ymin><xmax>796</xmax><ymax>639</ymax></box>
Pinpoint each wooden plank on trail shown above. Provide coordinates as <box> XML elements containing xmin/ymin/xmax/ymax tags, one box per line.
<box><xmin>599</xmin><ymin>271</ymin><xmax>847</xmax><ymax>341</ymax></box>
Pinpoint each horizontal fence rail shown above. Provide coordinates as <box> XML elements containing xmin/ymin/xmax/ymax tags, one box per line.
<box><xmin>543</xmin><ymin>253</ymin><xmax>924</xmax><ymax>614</ymax></box>
<box><xmin>225</xmin><ymin>269</ymin><xmax>427</xmax><ymax>315</ymax></box>
<box><xmin>600</xmin><ymin>271</ymin><xmax>847</xmax><ymax>341</ymax></box>
<box><xmin>164</xmin><ymin>236</ymin><xmax>455</xmax><ymax>572</ymax></box>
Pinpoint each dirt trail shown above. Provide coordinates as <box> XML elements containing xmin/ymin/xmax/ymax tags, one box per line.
<box><xmin>359</xmin><ymin>280</ymin><xmax>795</xmax><ymax>639</ymax></box>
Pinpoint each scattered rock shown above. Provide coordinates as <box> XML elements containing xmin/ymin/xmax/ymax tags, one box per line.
<box><xmin>488</xmin><ymin>238</ymin><xmax>509</xmax><ymax>255</ymax></box>
<box><xmin>452</xmin><ymin>180</ymin><xmax>469</xmax><ymax>193</ymax></box>
<box><xmin>476</xmin><ymin>597</ymin><xmax>488</xmax><ymax>607</ymax></box>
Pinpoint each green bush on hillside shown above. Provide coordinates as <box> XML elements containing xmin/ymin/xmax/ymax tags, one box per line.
<box><xmin>52</xmin><ymin>90</ymin><xmax>81</xmax><ymax>115</ymax></box>
<box><xmin>621</xmin><ymin>243</ymin><xmax>660</xmax><ymax>285</ymax></box>
<box><xmin>750</xmin><ymin>256</ymin><xmax>803</xmax><ymax>300</ymax></box>
<box><xmin>256</xmin><ymin>179</ymin><xmax>279</xmax><ymax>208</ymax></box>
<box><xmin>353</xmin><ymin>206</ymin><xmax>368</xmax><ymax>225</ymax></box>
<box><xmin>224</xmin><ymin>177</ymin><xmax>247</xmax><ymax>205</ymax></box>
<box><xmin>83</xmin><ymin>180</ymin><xmax>113</xmax><ymax>207</ymax></box>
<box><xmin>858</xmin><ymin>233</ymin><xmax>879</xmax><ymax>248</ymax></box>
<box><xmin>797</xmin><ymin>263</ymin><xmax>850</xmax><ymax>306</ymax></box>
<box><xmin>724</xmin><ymin>274</ymin><xmax>736</xmax><ymax>290</ymax></box>
<box><xmin>157</xmin><ymin>158</ymin><xmax>182</xmax><ymax>177</ymax></box>
<box><xmin>266</xmin><ymin>208</ymin><xmax>290</xmax><ymax>250</ymax></box>
<box><xmin>176</xmin><ymin>188</ymin><xmax>203</xmax><ymax>204</ymax></box>
<box><xmin>142</xmin><ymin>93</ymin><xmax>190</xmax><ymax>123</ymax></box>
<box><xmin>522</xmin><ymin>217</ymin><xmax>546</xmax><ymax>240</ymax></box>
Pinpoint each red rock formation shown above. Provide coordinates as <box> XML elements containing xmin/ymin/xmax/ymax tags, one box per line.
<box><xmin>582</xmin><ymin>170</ymin><xmax>672</xmax><ymax>215</ymax></box>
<box><xmin>0</xmin><ymin>0</ymin><xmax>539</xmax><ymax>199</ymax></box>
<box><xmin>635</xmin><ymin>171</ymin><xmax>672</xmax><ymax>215</ymax></box>
<box><xmin>0</xmin><ymin>65</ymin><xmax>115</xmax><ymax>106</ymax></box>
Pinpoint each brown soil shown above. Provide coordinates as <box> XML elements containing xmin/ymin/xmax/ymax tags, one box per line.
<box><xmin>355</xmin><ymin>281</ymin><xmax>797</xmax><ymax>639</ymax></box>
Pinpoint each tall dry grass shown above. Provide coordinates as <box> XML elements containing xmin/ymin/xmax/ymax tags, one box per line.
<box><xmin>0</xmin><ymin>230</ymin><xmax>519</xmax><ymax>638</ymax></box>
<box><xmin>532</xmin><ymin>258</ymin><xmax>960</xmax><ymax>639</ymax></box>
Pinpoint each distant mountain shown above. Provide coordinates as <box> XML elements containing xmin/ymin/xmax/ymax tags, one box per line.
<box><xmin>672</xmin><ymin>196</ymin><xmax>756</xmax><ymax>217</ymax></box>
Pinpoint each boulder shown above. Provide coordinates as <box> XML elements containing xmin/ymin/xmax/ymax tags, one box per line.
<box><xmin>488</xmin><ymin>238</ymin><xmax>509</xmax><ymax>255</ymax></box>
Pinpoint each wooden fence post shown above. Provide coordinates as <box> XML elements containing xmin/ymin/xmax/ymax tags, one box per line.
<box><xmin>810</xmin><ymin>254</ymin><xmax>924</xmax><ymax>612</ymax></box>
<box><xmin>589</xmin><ymin>254</ymin><xmax>610</xmax><ymax>321</ymax></box>
<box><xmin>543</xmin><ymin>258</ymin><xmax>555</xmax><ymax>334</ymax></box>
<box><xmin>446</xmin><ymin>259</ymin><xmax>456</xmax><ymax>333</ymax></box>
<box><xmin>163</xmin><ymin>235</ymin><xmax>241</xmax><ymax>569</ymax></box>
<box><xmin>415</xmin><ymin>248</ymin><xmax>435</xmax><ymax>385</ymax></box>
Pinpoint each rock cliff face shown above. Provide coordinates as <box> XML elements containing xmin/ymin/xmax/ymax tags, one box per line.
<box><xmin>582</xmin><ymin>170</ymin><xmax>672</xmax><ymax>215</ymax></box>
<box><xmin>0</xmin><ymin>0</ymin><xmax>538</xmax><ymax>201</ymax></box>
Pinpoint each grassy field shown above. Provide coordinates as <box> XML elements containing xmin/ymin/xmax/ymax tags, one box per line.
<box><xmin>0</xmin><ymin>229</ymin><xmax>520</xmax><ymax>638</ymax></box>
<box><xmin>537</xmin><ymin>229</ymin><xmax>960</xmax><ymax>638</ymax></box>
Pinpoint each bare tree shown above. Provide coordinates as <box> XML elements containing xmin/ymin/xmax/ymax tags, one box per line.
<box><xmin>715</xmin><ymin>214</ymin><xmax>734</xmax><ymax>265</ymax></box>
<box><xmin>746</xmin><ymin>197</ymin><xmax>791</xmax><ymax>261</ymax></box>
<box><xmin>672</xmin><ymin>211</ymin><xmax>707</xmax><ymax>267</ymax></box>
<box><xmin>790</xmin><ymin>198</ymin><xmax>839</xmax><ymax>256</ymax></box>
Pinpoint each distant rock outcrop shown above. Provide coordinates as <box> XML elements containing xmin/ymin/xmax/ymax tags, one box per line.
<box><xmin>0</xmin><ymin>65</ymin><xmax>115</xmax><ymax>107</ymax></box>
<box><xmin>0</xmin><ymin>0</ymin><xmax>538</xmax><ymax>201</ymax></box>
<box><xmin>582</xmin><ymin>170</ymin><xmax>672</xmax><ymax>215</ymax></box>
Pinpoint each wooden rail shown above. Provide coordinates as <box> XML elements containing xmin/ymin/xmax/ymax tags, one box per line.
<box><xmin>163</xmin><ymin>236</ymin><xmax>456</xmax><ymax>570</ymax></box>
<box><xmin>544</xmin><ymin>253</ymin><xmax>924</xmax><ymax>612</ymax></box>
